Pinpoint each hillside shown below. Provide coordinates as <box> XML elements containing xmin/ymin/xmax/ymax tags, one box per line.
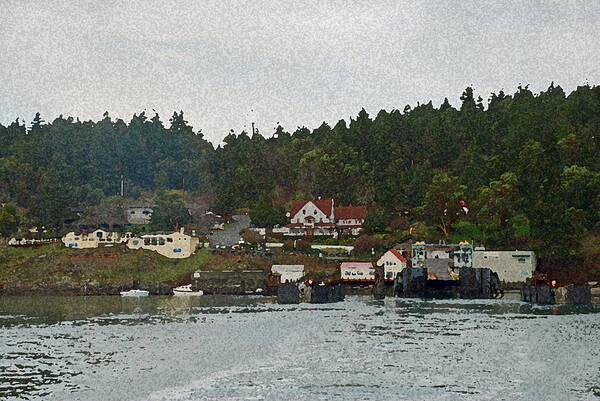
<box><xmin>0</xmin><ymin>83</ymin><xmax>598</xmax><ymax>258</ymax></box>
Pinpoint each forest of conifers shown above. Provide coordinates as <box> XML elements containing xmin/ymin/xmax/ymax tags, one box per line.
<box><xmin>0</xmin><ymin>84</ymin><xmax>598</xmax><ymax>257</ymax></box>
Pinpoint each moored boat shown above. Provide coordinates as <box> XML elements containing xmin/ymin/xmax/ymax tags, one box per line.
<box><xmin>120</xmin><ymin>289</ymin><xmax>149</xmax><ymax>297</ymax></box>
<box><xmin>172</xmin><ymin>284</ymin><xmax>203</xmax><ymax>296</ymax></box>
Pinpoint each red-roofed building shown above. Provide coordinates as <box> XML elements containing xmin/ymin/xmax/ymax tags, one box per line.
<box><xmin>286</xmin><ymin>198</ymin><xmax>366</xmax><ymax>236</ymax></box>
<box><xmin>376</xmin><ymin>248</ymin><xmax>408</xmax><ymax>282</ymax></box>
<box><xmin>287</xmin><ymin>198</ymin><xmax>336</xmax><ymax>236</ymax></box>
<box><xmin>335</xmin><ymin>205</ymin><xmax>367</xmax><ymax>235</ymax></box>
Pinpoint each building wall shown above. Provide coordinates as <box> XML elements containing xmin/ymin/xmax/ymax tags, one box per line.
<box><xmin>428</xmin><ymin>250</ymin><xmax>450</xmax><ymax>259</ymax></box>
<box><xmin>337</xmin><ymin>218</ymin><xmax>363</xmax><ymax>226</ymax></box>
<box><xmin>340</xmin><ymin>264</ymin><xmax>375</xmax><ymax>281</ymax></box>
<box><xmin>126</xmin><ymin>207</ymin><xmax>153</xmax><ymax>224</ymax></box>
<box><xmin>376</xmin><ymin>251</ymin><xmax>407</xmax><ymax>280</ymax></box>
<box><xmin>62</xmin><ymin>230</ymin><xmax>131</xmax><ymax>249</ymax></box>
<box><xmin>127</xmin><ymin>229</ymin><xmax>199</xmax><ymax>258</ymax></box>
<box><xmin>291</xmin><ymin>201</ymin><xmax>331</xmax><ymax>224</ymax></box>
<box><xmin>192</xmin><ymin>270</ymin><xmax>267</xmax><ymax>294</ymax></box>
<box><xmin>473</xmin><ymin>250</ymin><xmax>536</xmax><ymax>283</ymax></box>
<box><xmin>271</xmin><ymin>265</ymin><xmax>305</xmax><ymax>283</ymax></box>
<box><xmin>314</xmin><ymin>227</ymin><xmax>336</xmax><ymax>236</ymax></box>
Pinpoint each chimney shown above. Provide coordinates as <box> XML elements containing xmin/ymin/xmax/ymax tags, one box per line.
<box><xmin>331</xmin><ymin>198</ymin><xmax>335</xmax><ymax>219</ymax></box>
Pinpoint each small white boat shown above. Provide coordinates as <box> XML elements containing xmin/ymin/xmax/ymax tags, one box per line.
<box><xmin>172</xmin><ymin>284</ymin><xmax>203</xmax><ymax>296</ymax></box>
<box><xmin>120</xmin><ymin>289</ymin><xmax>149</xmax><ymax>297</ymax></box>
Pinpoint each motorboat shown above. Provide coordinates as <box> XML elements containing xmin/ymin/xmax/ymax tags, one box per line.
<box><xmin>172</xmin><ymin>284</ymin><xmax>203</xmax><ymax>296</ymax></box>
<box><xmin>120</xmin><ymin>289</ymin><xmax>149</xmax><ymax>297</ymax></box>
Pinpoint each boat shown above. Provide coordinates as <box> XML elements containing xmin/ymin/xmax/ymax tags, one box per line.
<box><xmin>120</xmin><ymin>289</ymin><xmax>149</xmax><ymax>297</ymax></box>
<box><xmin>172</xmin><ymin>284</ymin><xmax>203</xmax><ymax>296</ymax></box>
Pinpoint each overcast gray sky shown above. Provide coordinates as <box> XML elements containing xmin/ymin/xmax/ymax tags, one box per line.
<box><xmin>1</xmin><ymin>0</ymin><xmax>599</xmax><ymax>143</ymax></box>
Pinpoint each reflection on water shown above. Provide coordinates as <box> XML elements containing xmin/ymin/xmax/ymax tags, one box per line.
<box><xmin>0</xmin><ymin>294</ymin><xmax>599</xmax><ymax>401</ymax></box>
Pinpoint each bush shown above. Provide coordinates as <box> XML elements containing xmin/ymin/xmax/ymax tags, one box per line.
<box><xmin>296</xmin><ymin>239</ymin><xmax>311</xmax><ymax>251</ymax></box>
<box><xmin>384</xmin><ymin>232</ymin><xmax>411</xmax><ymax>249</ymax></box>
<box><xmin>315</xmin><ymin>237</ymin><xmax>340</xmax><ymax>245</ymax></box>
<box><xmin>389</xmin><ymin>216</ymin><xmax>409</xmax><ymax>231</ymax></box>
<box><xmin>241</xmin><ymin>229</ymin><xmax>264</xmax><ymax>246</ymax></box>
<box><xmin>353</xmin><ymin>234</ymin><xmax>384</xmax><ymax>253</ymax></box>
<box><xmin>235</xmin><ymin>207</ymin><xmax>250</xmax><ymax>215</ymax></box>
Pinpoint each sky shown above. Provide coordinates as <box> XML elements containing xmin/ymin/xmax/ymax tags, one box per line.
<box><xmin>1</xmin><ymin>0</ymin><xmax>599</xmax><ymax>144</ymax></box>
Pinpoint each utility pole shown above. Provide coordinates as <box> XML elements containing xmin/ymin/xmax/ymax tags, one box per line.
<box><xmin>252</xmin><ymin>122</ymin><xmax>255</xmax><ymax>136</ymax></box>
<box><xmin>120</xmin><ymin>175</ymin><xmax>124</xmax><ymax>197</ymax></box>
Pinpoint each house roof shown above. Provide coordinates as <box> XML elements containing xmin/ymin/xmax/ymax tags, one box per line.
<box><xmin>335</xmin><ymin>206</ymin><xmax>367</xmax><ymax>220</ymax></box>
<box><xmin>340</xmin><ymin>262</ymin><xmax>373</xmax><ymax>269</ymax></box>
<box><xmin>290</xmin><ymin>198</ymin><xmax>333</xmax><ymax>218</ymax></box>
<box><xmin>389</xmin><ymin>248</ymin><xmax>407</xmax><ymax>263</ymax></box>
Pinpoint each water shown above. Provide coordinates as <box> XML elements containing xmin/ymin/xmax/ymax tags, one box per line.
<box><xmin>1</xmin><ymin>294</ymin><xmax>599</xmax><ymax>401</ymax></box>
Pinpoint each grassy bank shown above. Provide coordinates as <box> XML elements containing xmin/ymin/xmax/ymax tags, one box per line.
<box><xmin>203</xmin><ymin>251</ymin><xmax>338</xmax><ymax>276</ymax></box>
<box><xmin>0</xmin><ymin>245</ymin><xmax>338</xmax><ymax>293</ymax></box>
<box><xmin>0</xmin><ymin>244</ymin><xmax>214</xmax><ymax>289</ymax></box>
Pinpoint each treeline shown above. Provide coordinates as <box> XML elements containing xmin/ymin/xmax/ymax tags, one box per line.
<box><xmin>0</xmin><ymin>83</ymin><xmax>599</xmax><ymax>256</ymax></box>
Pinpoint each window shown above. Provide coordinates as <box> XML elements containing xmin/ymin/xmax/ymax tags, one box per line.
<box><xmin>132</xmin><ymin>240</ymin><xmax>139</xmax><ymax>246</ymax></box>
<box><xmin>167</xmin><ymin>238</ymin><xmax>173</xmax><ymax>243</ymax></box>
<box><xmin>303</xmin><ymin>209</ymin><xmax>306</xmax><ymax>215</ymax></box>
<box><xmin>159</xmin><ymin>238</ymin><xmax>165</xmax><ymax>245</ymax></box>
<box><xmin>151</xmin><ymin>238</ymin><xmax>158</xmax><ymax>246</ymax></box>
<box><xmin>130</xmin><ymin>211</ymin><xmax>135</xmax><ymax>214</ymax></box>
<box><xmin>144</xmin><ymin>238</ymin><xmax>150</xmax><ymax>246</ymax></box>
<box><xmin>97</xmin><ymin>231</ymin><xmax>103</xmax><ymax>238</ymax></box>
<box><xmin>314</xmin><ymin>210</ymin><xmax>317</xmax><ymax>215</ymax></box>
<box><xmin>518</xmin><ymin>258</ymin><xmax>526</xmax><ymax>263</ymax></box>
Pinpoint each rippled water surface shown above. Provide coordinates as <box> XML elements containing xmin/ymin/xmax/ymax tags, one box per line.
<box><xmin>1</xmin><ymin>294</ymin><xmax>599</xmax><ymax>400</ymax></box>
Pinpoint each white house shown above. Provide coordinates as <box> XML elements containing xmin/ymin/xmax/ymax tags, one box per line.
<box><xmin>271</xmin><ymin>264</ymin><xmax>305</xmax><ymax>284</ymax></box>
<box><xmin>127</xmin><ymin>228</ymin><xmax>199</xmax><ymax>259</ymax></box>
<box><xmin>339</xmin><ymin>262</ymin><xmax>375</xmax><ymax>282</ymax></box>
<box><xmin>286</xmin><ymin>198</ymin><xmax>367</xmax><ymax>236</ymax></box>
<box><xmin>376</xmin><ymin>249</ymin><xmax>408</xmax><ymax>282</ymax></box>
<box><xmin>288</xmin><ymin>198</ymin><xmax>336</xmax><ymax>236</ymax></box>
<box><xmin>62</xmin><ymin>230</ymin><xmax>132</xmax><ymax>249</ymax></box>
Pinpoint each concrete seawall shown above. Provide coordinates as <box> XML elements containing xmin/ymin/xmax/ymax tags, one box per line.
<box><xmin>192</xmin><ymin>270</ymin><xmax>268</xmax><ymax>295</ymax></box>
